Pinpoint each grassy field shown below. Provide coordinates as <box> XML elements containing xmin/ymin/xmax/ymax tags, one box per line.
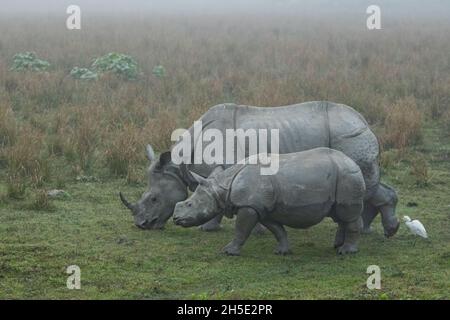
<box><xmin>0</xmin><ymin>10</ymin><xmax>450</xmax><ymax>299</ymax></box>
<box><xmin>0</xmin><ymin>123</ymin><xmax>449</xmax><ymax>299</ymax></box>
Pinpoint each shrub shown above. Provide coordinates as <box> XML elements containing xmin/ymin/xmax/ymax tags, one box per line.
<box><xmin>70</xmin><ymin>67</ymin><xmax>98</xmax><ymax>80</ymax></box>
<box><xmin>383</xmin><ymin>97</ymin><xmax>423</xmax><ymax>150</ymax></box>
<box><xmin>11</xmin><ymin>52</ymin><xmax>50</xmax><ymax>72</ymax></box>
<box><xmin>152</xmin><ymin>65</ymin><xmax>166</xmax><ymax>78</ymax></box>
<box><xmin>92</xmin><ymin>53</ymin><xmax>140</xmax><ymax>80</ymax></box>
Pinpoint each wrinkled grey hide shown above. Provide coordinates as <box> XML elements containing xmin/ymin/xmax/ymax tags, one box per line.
<box><xmin>173</xmin><ymin>148</ymin><xmax>366</xmax><ymax>255</ymax></box>
<box><xmin>119</xmin><ymin>101</ymin><xmax>398</xmax><ymax>235</ymax></box>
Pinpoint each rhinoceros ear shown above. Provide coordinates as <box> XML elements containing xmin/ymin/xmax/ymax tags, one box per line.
<box><xmin>159</xmin><ymin>151</ymin><xmax>172</xmax><ymax>167</ymax></box>
<box><xmin>146</xmin><ymin>144</ymin><xmax>156</xmax><ymax>162</ymax></box>
<box><xmin>189</xmin><ymin>171</ymin><xmax>209</xmax><ymax>186</ymax></box>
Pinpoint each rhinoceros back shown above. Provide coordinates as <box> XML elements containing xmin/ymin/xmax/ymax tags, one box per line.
<box><xmin>228</xmin><ymin>148</ymin><xmax>365</xmax><ymax>227</ymax></box>
<box><xmin>186</xmin><ymin>101</ymin><xmax>379</xmax><ymax>197</ymax></box>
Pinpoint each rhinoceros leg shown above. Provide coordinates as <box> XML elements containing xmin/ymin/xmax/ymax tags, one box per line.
<box><xmin>252</xmin><ymin>223</ymin><xmax>267</xmax><ymax>235</ymax></box>
<box><xmin>260</xmin><ymin>220</ymin><xmax>291</xmax><ymax>255</ymax></box>
<box><xmin>199</xmin><ymin>214</ymin><xmax>223</xmax><ymax>232</ymax></box>
<box><xmin>334</xmin><ymin>223</ymin><xmax>345</xmax><ymax>249</ymax></box>
<box><xmin>361</xmin><ymin>202</ymin><xmax>378</xmax><ymax>234</ymax></box>
<box><xmin>200</xmin><ymin>213</ymin><xmax>266</xmax><ymax>234</ymax></box>
<box><xmin>334</xmin><ymin>203</ymin><xmax>362</xmax><ymax>254</ymax></box>
<box><xmin>223</xmin><ymin>208</ymin><xmax>258</xmax><ymax>256</ymax></box>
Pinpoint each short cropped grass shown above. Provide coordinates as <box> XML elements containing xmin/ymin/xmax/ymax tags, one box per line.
<box><xmin>0</xmin><ymin>125</ymin><xmax>449</xmax><ymax>299</ymax></box>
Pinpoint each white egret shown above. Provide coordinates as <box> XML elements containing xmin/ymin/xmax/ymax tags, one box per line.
<box><xmin>403</xmin><ymin>216</ymin><xmax>428</xmax><ymax>245</ymax></box>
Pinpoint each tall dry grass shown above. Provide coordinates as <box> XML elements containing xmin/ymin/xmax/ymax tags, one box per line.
<box><xmin>3</xmin><ymin>125</ymin><xmax>49</xmax><ymax>198</ymax></box>
<box><xmin>105</xmin><ymin>123</ymin><xmax>145</xmax><ymax>181</ymax></box>
<box><xmin>0</xmin><ymin>103</ymin><xmax>17</xmax><ymax>147</ymax></box>
<box><xmin>0</xmin><ymin>13</ymin><xmax>449</xmax><ymax>195</ymax></box>
<box><xmin>382</xmin><ymin>97</ymin><xmax>423</xmax><ymax>150</ymax></box>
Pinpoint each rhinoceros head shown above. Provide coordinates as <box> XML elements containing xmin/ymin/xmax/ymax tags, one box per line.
<box><xmin>173</xmin><ymin>170</ymin><xmax>223</xmax><ymax>228</ymax></box>
<box><xmin>119</xmin><ymin>145</ymin><xmax>188</xmax><ymax>230</ymax></box>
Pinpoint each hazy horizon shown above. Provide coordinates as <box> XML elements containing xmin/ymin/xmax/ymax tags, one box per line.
<box><xmin>1</xmin><ymin>0</ymin><xmax>449</xmax><ymax>19</ymax></box>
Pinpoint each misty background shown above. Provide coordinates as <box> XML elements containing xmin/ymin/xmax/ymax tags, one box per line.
<box><xmin>1</xmin><ymin>0</ymin><xmax>450</xmax><ymax>19</ymax></box>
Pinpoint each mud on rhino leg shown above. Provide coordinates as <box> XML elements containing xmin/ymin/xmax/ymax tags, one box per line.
<box><xmin>223</xmin><ymin>208</ymin><xmax>258</xmax><ymax>256</ymax></box>
<box><xmin>335</xmin><ymin>203</ymin><xmax>362</xmax><ymax>254</ymax></box>
<box><xmin>260</xmin><ymin>219</ymin><xmax>291</xmax><ymax>255</ymax></box>
<box><xmin>199</xmin><ymin>214</ymin><xmax>223</xmax><ymax>232</ymax></box>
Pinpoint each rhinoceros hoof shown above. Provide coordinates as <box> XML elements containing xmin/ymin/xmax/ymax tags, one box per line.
<box><xmin>384</xmin><ymin>220</ymin><xmax>400</xmax><ymax>238</ymax></box>
<box><xmin>223</xmin><ymin>244</ymin><xmax>241</xmax><ymax>256</ymax></box>
<box><xmin>337</xmin><ymin>244</ymin><xmax>358</xmax><ymax>255</ymax></box>
<box><xmin>274</xmin><ymin>247</ymin><xmax>292</xmax><ymax>255</ymax></box>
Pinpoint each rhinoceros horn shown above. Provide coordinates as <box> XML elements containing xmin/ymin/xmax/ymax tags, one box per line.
<box><xmin>189</xmin><ymin>171</ymin><xmax>209</xmax><ymax>186</ymax></box>
<box><xmin>119</xmin><ymin>192</ymin><xmax>135</xmax><ymax>211</ymax></box>
<box><xmin>146</xmin><ymin>144</ymin><xmax>156</xmax><ymax>162</ymax></box>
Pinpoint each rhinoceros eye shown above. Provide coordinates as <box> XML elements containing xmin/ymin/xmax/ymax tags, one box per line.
<box><xmin>150</xmin><ymin>196</ymin><xmax>157</xmax><ymax>203</ymax></box>
<box><xmin>187</xmin><ymin>202</ymin><xmax>192</xmax><ymax>207</ymax></box>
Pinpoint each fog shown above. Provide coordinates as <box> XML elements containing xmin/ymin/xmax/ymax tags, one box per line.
<box><xmin>1</xmin><ymin>0</ymin><xmax>450</xmax><ymax>18</ymax></box>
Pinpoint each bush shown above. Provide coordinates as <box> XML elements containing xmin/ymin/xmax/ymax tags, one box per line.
<box><xmin>11</xmin><ymin>52</ymin><xmax>50</xmax><ymax>72</ymax></box>
<box><xmin>92</xmin><ymin>53</ymin><xmax>140</xmax><ymax>80</ymax></box>
<box><xmin>152</xmin><ymin>65</ymin><xmax>166</xmax><ymax>78</ymax></box>
<box><xmin>383</xmin><ymin>97</ymin><xmax>423</xmax><ymax>150</ymax></box>
<box><xmin>70</xmin><ymin>67</ymin><xmax>98</xmax><ymax>80</ymax></box>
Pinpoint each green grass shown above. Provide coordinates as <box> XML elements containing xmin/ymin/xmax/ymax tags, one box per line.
<box><xmin>0</xmin><ymin>125</ymin><xmax>449</xmax><ymax>299</ymax></box>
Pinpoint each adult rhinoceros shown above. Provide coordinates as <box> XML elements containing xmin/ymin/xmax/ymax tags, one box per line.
<box><xmin>119</xmin><ymin>101</ymin><xmax>399</xmax><ymax>236</ymax></box>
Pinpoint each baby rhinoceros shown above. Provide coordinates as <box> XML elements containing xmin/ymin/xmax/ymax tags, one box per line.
<box><xmin>173</xmin><ymin>148</ymin><xmax>366</xmax><ymax>256</ymax></box>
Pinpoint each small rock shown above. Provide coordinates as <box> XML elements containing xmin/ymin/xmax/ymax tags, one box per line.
<box><xmin>47</xmin><ymin>189</ymin><xmax>70</xmax><ymax>198</ymax></box>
